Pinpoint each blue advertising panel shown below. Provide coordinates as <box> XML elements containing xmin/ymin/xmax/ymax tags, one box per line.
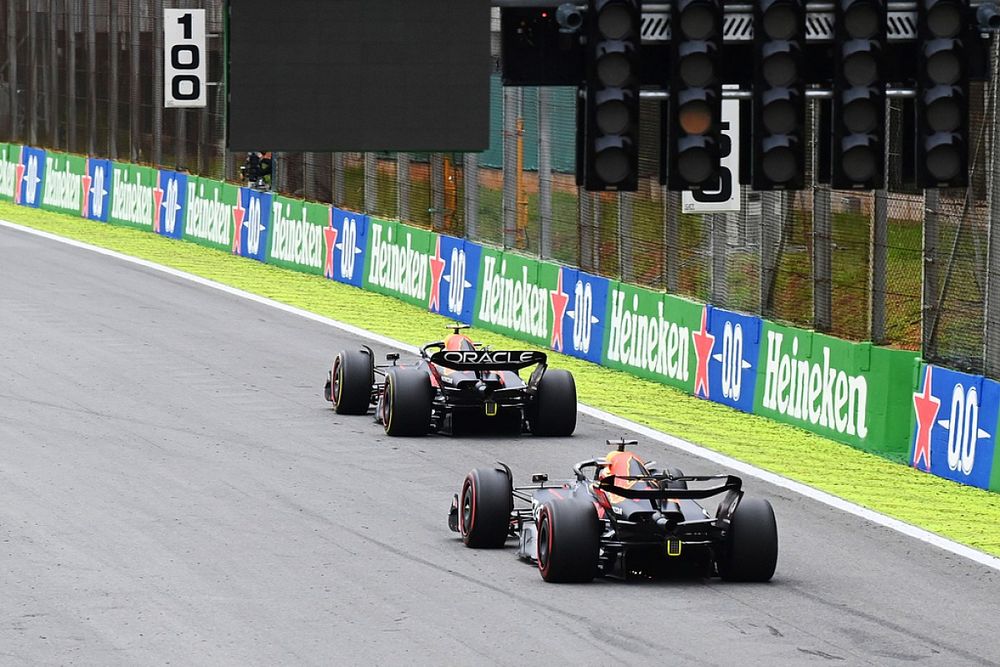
<box><xmin>702</xmin><ymin>305</ymin><xmax>762</xmax><ymax>413</ymax></box>
<box><xmin>330</xmin><ymin>207</ymin><xmax>368</xmax><ymax>287</ymax></box>
<box><xmin>431</xmin><ymin>235</ymin><xmax>481</xmax><ymax>325</ymax></box>
<box><xmin>17</xmin><ymin>146</ymin><xmax>46</xmax><ymax>208</ymax></box>
<box><xmin>155</xmin><ymin>170</ymin><xmax>188</xmax><ymax>239</ymax></box>
<box><xmin>84</xmin><ymin>158</ymin><xmax>112</xmax><ymax>222</ymax></box>
<box><xmin>910</xmin><ymin>364</ymin><xmax>999</xmax><ymax>490</ymax></box>
<box><xmin>560</xmin><ymin>268</ymin><xmax>609</xmax><ymax>365</ymax></box>
<box><xmin>238</xmin><ymin>187</ymin><xmax>271</xmax><ymax>263</ymax></box>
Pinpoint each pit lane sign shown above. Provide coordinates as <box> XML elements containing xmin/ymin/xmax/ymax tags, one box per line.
<box><xmin>682</xmin><ymin>97</ymin><xmax>740</xmax><ymax>214</ymax></box>
<box><xmin>164</xmin><ymin>9</ymin><xmax>207</xmax><ymax>108</ymax></box>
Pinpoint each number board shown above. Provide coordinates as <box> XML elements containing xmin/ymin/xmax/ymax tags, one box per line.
<box><xmin>682</xmin><ymin>97</ymin><xmax>741</xmax><ymax>213</ymax></box>
<box><xmin>164</xmin><ymin>8</ymin><xmax>207</xmax><ymax>108</ymax></box>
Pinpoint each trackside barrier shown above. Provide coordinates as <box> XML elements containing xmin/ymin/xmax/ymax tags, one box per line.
<box><xmin>6</xmin><ymin>141</ymin><xmax>998</xmax><ymax>492</ymax></box>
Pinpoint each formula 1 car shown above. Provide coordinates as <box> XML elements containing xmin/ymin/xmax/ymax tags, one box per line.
<box><xmin>447</xmin><ymin>439</ymin><xmax>778</xmax><ymax>583</ymax></box>
<box><xmin>323</xmin><ymin>325</ymin><xmax>577</xmax><ymax>437</ymax></box>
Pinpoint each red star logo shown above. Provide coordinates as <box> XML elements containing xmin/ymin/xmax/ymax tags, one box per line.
<box><xmin>549</xmin><ymin>269</ymin><xmax>569</xmax><ymax>351</ymax></box>
<box><xmin>152</xmin><ymin>184</ymin><xmax>164</xmax><ymax>232</ymax></box>
<box><xmin>14</xmin><ymin>161</ymin><xmax>24</xmax><ymax>205</ymax></box>
<box><xmin>81</xmin><ymin>164</ymin><xmax>92</xmax><ymax>217</ymax></box>
<box><xmin>912</xmin><ymin>365</ymin><xmax>941</xmax><ymax>472</ymax></box>
<box><xmin>428</xmin><ymin>237</ymin><xmax>447</xmax><ymax>311</ymax></box>
<box><xmin>692</xmin><ymin>306</ymin><xmax>716</xmax><ymax>399</ymax></box>
<box><xmin>232</xmin><ymin>197</ymin><xmax>246</xmax><ymax>255</ymax></box>
<box><xmin>323</xmin><ymin>211</ymin><xmax>338</xmax><ymax>279</ymax></box>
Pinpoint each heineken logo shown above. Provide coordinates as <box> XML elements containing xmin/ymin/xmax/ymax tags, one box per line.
<box><xmin>185</xmin><ymin>180</ymin><xmax>232</xmax><ymax>245</ymax></box>
<box><xmin>761</xmin><ymin>331</ymin><xmax>868</xmax><ymax>438</ymax></box>
<box><xmin>42</xmin><ymin>159</ymin><xmax>83</xmax><ymax>212</ymax></box>
<box><xmin>271</xmin><ymin>202</ymin><xmax>323</xmax><ymax>268</ymax></box>
<box><xmin>367</xmin><ymin>223</ymin><xmax>430</xmax><ymax>300</ymax></box>
<box><xmin>606</xmin><ymin>289</ymin><xmax>690</xmax><ymax>382</ymax></box>
<box><xmin>478</xmin><ymin>255</ymin><xmax>548</xmax><ymax>339</ymax></box>
<box><xmin>109</xmin><ymin>169</ymin><xmax>154</xmax><ymax>227</ymax></box>
<box><xmin>0</xmin><ymin>151</ymin><xmax>20</xmax><ymax>199</ymax></box>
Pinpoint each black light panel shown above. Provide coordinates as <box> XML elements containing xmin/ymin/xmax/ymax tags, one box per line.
<box><xmin>227</xmin><ymin>0</ymin><xmax>490</xmax><ymax>152</ymax></box>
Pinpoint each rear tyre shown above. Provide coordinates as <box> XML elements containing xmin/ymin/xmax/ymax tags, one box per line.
<box><xmin>536</xmin><ymin>500</ymin><xmax>600</xmax><ymax>583</ymax></box>
<box><xmin>382</xmin><ymin>368</ymin><xmax>433</xmax><ymax>436</ymax></box>
<box><xmin>331</xmin><ymin>349</ymin><xmax>373</xmax><ymax>415</ymax></box>
<box><xmin>666</xmin><ymin>467</ymin><xmax>688</xmax><ymax>490</ymax></box>
<box><xmin>718</xmin><ymin>497</ymin><xmax>778</xmax><ymax>582</ymax></box>
<box><xmin>459</xmin><ymin>467</ymin><xmax>513</xmax><ymax>548</ymax></box>
<box><xmin>528</xmin><ymin>369</ymin><xmax>577</xmax><ymax>437</ymax></box>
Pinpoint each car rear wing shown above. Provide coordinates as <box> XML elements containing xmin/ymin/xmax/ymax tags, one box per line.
<box><xmin>597</xmin><ymin>474</ymin><xmax>742</xmax><ymax>501</ymax></box>
<box><xmin>429</xmin><ymin>349</ymin><xmax>547</xmax><ymax>371</ymax></box>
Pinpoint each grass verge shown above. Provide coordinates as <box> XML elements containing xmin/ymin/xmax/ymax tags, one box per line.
<box><xmin>4</xmin><ymin>200</ymin><xmax>999</xmax><ymax>558</ymax></box>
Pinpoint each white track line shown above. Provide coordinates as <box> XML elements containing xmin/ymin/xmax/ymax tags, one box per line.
<box><xmin>5</xmin><ymin>218</ymin><xmax>1000</xmax><ymax>572</ymax></box>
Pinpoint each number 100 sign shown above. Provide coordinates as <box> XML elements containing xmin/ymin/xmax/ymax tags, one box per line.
<box><xmin>164</xmin><ymin>9</ymin><xmax>206</xmax><ymax>108</ymax></box>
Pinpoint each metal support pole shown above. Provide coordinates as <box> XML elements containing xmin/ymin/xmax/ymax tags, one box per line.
<box><xmin>579</xmin><ymin>190</ymin><xmax>594</xmax><ymax>272</ymax></box>
<box><xmin>760</xmin><ymin>192</ymin><xmax>783</xmax><ymax>318</ymax></box>
<box><xmin>86</xmin><ymin>0</ymin><xmax>97</xmax><ymax>154</ymax></box>
<box><xmin>364</xmin><ymin>152</ymin><xmax>377</xmax><ymax>213</ymax></box>
<box><xmin>813</xmin><ymin>185</ymin><xmax>833</xmax><ymax>331</ymax></box>
<box><xmin>152</xmin><ymin>0</ymin><xmax>164</xmax><ymax>166</ymax></box>
<box><xmin>28</xmin><ymin>3</ymin><xmax>38</xmax><ymax>145</ymax></box>
<box><xmin>129</xmin><ymin>0</ymin><xmax>140</xmax><ymax>161</ymax></box>
<box><xmin>67</xmin><ymin>0</ymin><xmax>77</xmax><ymax>152</ymax></box>
<box><xmin>48</xmin><ymin>0</ymin><xmax>59</xmax><ymax>149</ymax></box>
<box><xmin>333</xmin><ymin>153</ymin><xmax>345</xmax><ymax>206</ymax></box>
<box><xmin>538</xmin><ymin>87</ymin><xmax>553</xmax><ymax>259</ymax></box>
<box><xmin>923</xmin><ymin>189</ymin><xmax>941</xmax><ymax>361</ymax></box>
<box><xmin>620</xmin><ymin>193</ymin><xmax>634</xmax><ymax>282</ymax></box>
<box><xmin>108</xmin><ymin>0</ymin><xmax>118</xmax><ymax>158</ymax></box>
<box><xmin>502</xmin><ymin>86</ymin><xmax>520</xmax><ymax>248</ymax></box>
<box><xmin>464</xmin><ymin>152</ymin><xmax>480</xmax><ymax>240</ymax></box>
<box><xmin>397</xmin><ymin>153</ymin><xmax>410</xmax><ymax>222</ymax></box>
<box><xmin>712</xmin><ymin>212</ymin><xmax>729</xmax><ymax>306</ymax></box>
<box><xmin>431</xmin><ymin>153</ymin><xmax>445</xmax><ymax>232</ymax></box>
<box><xmin>665</xmin><ymin>188</ymin><xmax>680</xmax><ymax>292</ymax></box>
<box><xmin>984</xmin><ymin>35</ymin><xmax>1000</xmax><ymax>377</ymax></box>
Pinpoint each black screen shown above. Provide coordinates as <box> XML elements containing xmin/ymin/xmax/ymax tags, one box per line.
<box><xmin>227</xmin><ymin>0</ymin><xmax>490</xmax><ymax>152</ymax></box>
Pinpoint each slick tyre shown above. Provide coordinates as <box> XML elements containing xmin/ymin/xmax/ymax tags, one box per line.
<box><xmin>536</xmin><ymin>500</ymin><xmax>600</xmax><ymax>583</ymax></box>
<box><xmin>718</xmin><ymin>497</ymin><xmax>778</xmax><ymax>582</ymax></box>
<box><xmin>382</xmin><ymin>368</ymin><xmax>432</xmax><ymax>436</ymax></box>
<box><xmin>459</xmin><ymin>467</ymin><xmax>513</xmax><ymax>548</ymax></box>
<box><xmin>331</xmin><ymin>349</ymin><xmax>374</xmax><ymax>415</ymax></box>
<box><xmin>529</xmin><ymin>369</ymin><xmax>577</xmax><ymax>437</ymax></box>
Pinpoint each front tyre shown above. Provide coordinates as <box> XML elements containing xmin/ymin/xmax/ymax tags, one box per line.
<box><xmin>718</xmin><ymin>497</ymin><xmax>778</xmax><ymax>582</ymax></box>
<box><xmin>536</xmin><ymin>500</ymin><xmax>600</xmax><ymax>583</ymax></box>
<box><xmin>459</xmin><ymin>467</ymin><xmax>513</xmax><ymax>548</ymax></box>
<box><xmin>529</xmin><ymin>369</ymin><xmax>577</xmax><ymax>437</ymax></box>
<box><xmin>330</xmin><ymin>349</ymin><xmax>374</xmax><ymax>415</ymax></box>
<box><xmin>382</xmin><ymin>368</ymin><xmax>433</xmax><ymax>436</ymax></box>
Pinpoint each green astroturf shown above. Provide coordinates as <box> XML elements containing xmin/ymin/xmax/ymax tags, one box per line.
<box><xmin>4</xmin><ymin>201</ymin><xmax>999</xmax><ymax>558</ymax></box>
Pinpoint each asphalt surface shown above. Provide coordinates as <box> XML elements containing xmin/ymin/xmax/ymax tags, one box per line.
<box><xmin>1</xmin><ymin>224</ymin><xmax>999</xmax><ymax>666</ymax></box>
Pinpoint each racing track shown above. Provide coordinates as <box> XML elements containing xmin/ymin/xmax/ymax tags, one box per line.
<box><xmin>1</xmin><ymin>224</ymin><xmax>999</xmax><ymax>666</ymax></box>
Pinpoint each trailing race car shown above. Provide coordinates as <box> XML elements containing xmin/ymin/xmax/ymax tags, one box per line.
<box><xmin>323</xmin><ymin>325</ymin><xmax>577</xmax><ymax>437</ymax></box>
<box><xmin>447</xmin><ymin>439</ymin><xmax>778</xmax><ymax>583</ymax></box>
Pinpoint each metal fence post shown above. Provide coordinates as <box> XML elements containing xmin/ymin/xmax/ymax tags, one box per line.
<box><xmin>620</xmin><ymin>193</ymin><xmax>634</xmax><ymax>282</ymax></box>
<box><xmin>538</xmin><ymin>87</ymin><xmax>553</xmax><ymax>259</ymax></box>
<box><xmin>984</xmin><ymin>35</ymin><xmax>1000</xmax><ymax>378</ymax></box>
<box><xmin>464</xmin><ymin>152</ymin><xmax>479</xmax><ymax>240</ymax></box>
<box><xmin>5</xmin><ymin>0</ymin><xmax>17</xmax><ymax>140</ymax></box>
<box><xmin>364</xmin><ymin>152</ymin><xmax>377</xmax><ymax>213</ymax></box>
<box><xmin>28</xmin><ymin>2</ymin><xmax>38</xmax><ymax>145</ymax></box>
<box><xmin>109</xmin><ymin>0</ymin><xmax>118</xmax><ymax>158</ymax></box>
<box><xmin>923</xmin><ymin>188</ymin><xmax>940</xmax><ymax>361</ymax></box>
<box><xmin>502</xmin><ymin>86</ymin><xmax>520</xmax><ymax>249</ymax></box>
<box><xmin>152</xmin><ymin>0</ymin><xmax>163</xmax><ymax>166</ymax></box>
<box><xmin>397</xmin><ymin>153</ymin><xmax>410</xmax><ymax>222</ymax></box>
<box><xmin>129</xmin><ymin>0</ymin><xmax>140</xmax><ymax>161</ymax></box>
<box><xmin>333</xmin><ymin>153</ymin><xmax>345</xmax><ymax>207</ymax></box>
<box><xmin>579</xmin><ymin>190</ymin><xmax>593</xmax><ymax>272</ymax></box>
<box><xmin>66</xmin><ymin>0</ymin><xmax>77</xmax><ymax>152</ymax></box>
<box><xmin>664</xmin><ymin>187</ymin><xmax>680</xmax><ymax>293</ymax></box>
<box><xmin>760</xmin><ymin>192</ymin><xmax>783</xmax><ymax>318</ymax></box>
<box><xmin>711</xmin><ymin>212</ymin><xmax>729</xmax><ymax>305</ymax></box>
<box><xmin>431</xmin><ymin>153</ymin><xmax>445</xmax><ymax>231</ymax></box>
<box><xmin>48</xmin><ymin>0</ymin><xmax>60</xmax><ymax>149</ymax></box>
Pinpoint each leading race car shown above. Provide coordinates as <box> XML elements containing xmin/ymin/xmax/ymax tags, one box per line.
<box><xmin>447</xmin><ymin>439</ymin><xmax>778</xmax><ymax>583</ymax></box>
<box><xmin>323</xmin><ymin>325</ymin><xmax>577</xmax><ymax>437</ymax></box>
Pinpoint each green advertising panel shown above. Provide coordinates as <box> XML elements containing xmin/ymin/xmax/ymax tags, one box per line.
<box><xmin>473</xmin><ymin>248</ymin><xmax>550</xmax><ymax>348</ymax></box>
<box><xmin>602</xmin><ymin>283</ymin><xmax>702</xmax><ymax>392</ymax></box>
<box><xmin>0</xmin><ymin>143</ymin><xmax>18</xmax><ymax>201</ymax></box>
<box><xmin>753</xmin><ymin>321</ymin><xmax>919</xmax><ymax>456</ymax></box>
<box><xmin>40</xmin><ymin>152</ymin><xmax>87</xmax><ymax>216</ymax></box>
<box><xmin>108</xmin><ymin>162</ymin><xmax>156</xmax><ymax>230</ymax></box>
<box><xmin>266</xmin><ymin>194</ymin><xmax>330</xmax><ymax>276</ymax></box>
<box><xmin>183</xmin><ymin>177</ymin><xmax>241</xmax><ymax>253</ymax></box>
<box><xmin>363</xmin><ymin>218</ymin><xmax>434</xmax><ymax>308</ymax></box>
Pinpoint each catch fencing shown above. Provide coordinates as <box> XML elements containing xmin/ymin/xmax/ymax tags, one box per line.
<box><xmin>2</xmin><ymin>0</ymin><xmax>1000</xmax><ymax>377</ymax></box>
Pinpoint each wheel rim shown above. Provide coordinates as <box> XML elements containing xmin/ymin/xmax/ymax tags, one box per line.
<box><xmin>537</xmin><ymin>511</ymin><xmax>551</xmax><ymax>572</ymax></box>
<box><xmin>460</xmin><ymin>478</ymin><xmax>475</xmax><ymax>537</ymax></box>
<box><xmin>332</xmin><ymin>357</ymin><xmax>343</xmax><ymax>405</ymax></box>
<box><xmin>382</xmin><ymin>379</ymin><xmax>393</xmax><ymax>432</ymax></box>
